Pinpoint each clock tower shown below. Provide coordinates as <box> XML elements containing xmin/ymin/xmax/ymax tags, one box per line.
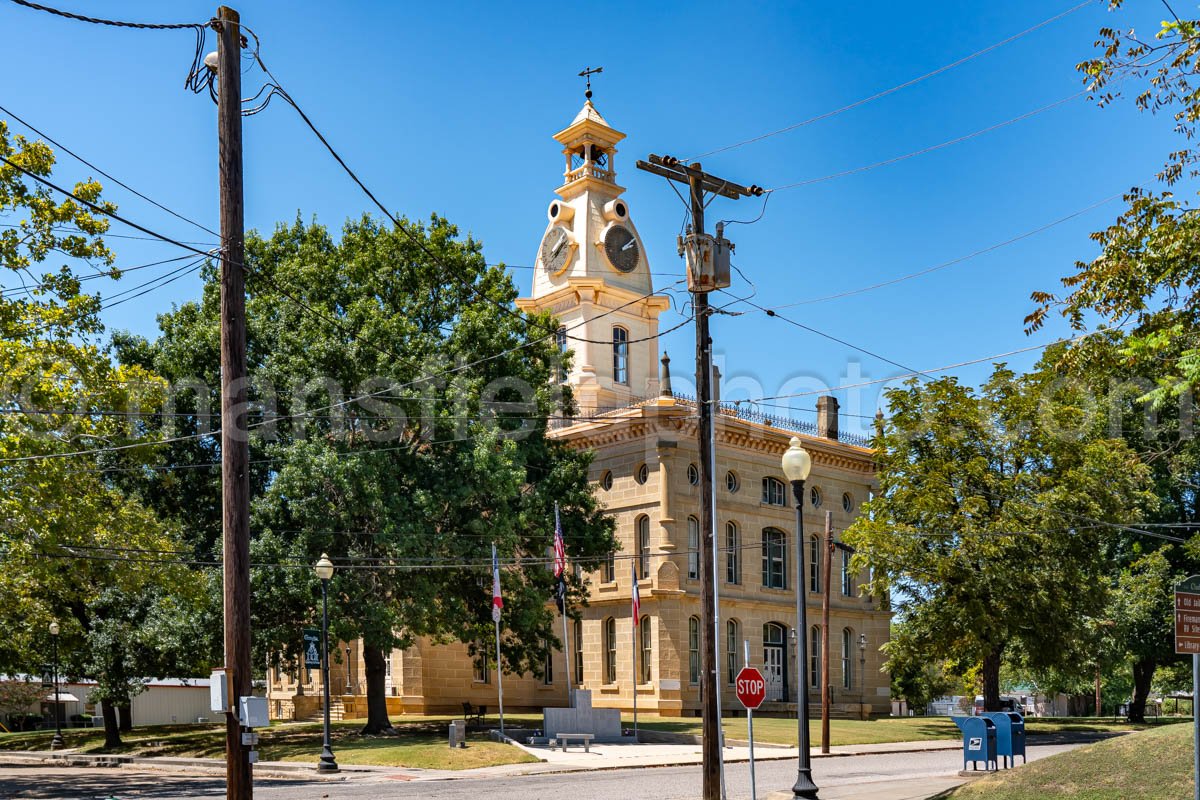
<box><xmin>516</xmin><ymin>99</ymin><xmax>670</xmax><ymax>412</ymax></box>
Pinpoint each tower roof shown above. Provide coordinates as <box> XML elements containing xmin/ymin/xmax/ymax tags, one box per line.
<box><xmin>571</xmin><ymin>100</ymin><xmax>610</xmax><ymax>127</ymax></box>
<box><xmin>555</xmin><ymin>100</ymin><xmax>625</xmax><ymax>147</ymax></box>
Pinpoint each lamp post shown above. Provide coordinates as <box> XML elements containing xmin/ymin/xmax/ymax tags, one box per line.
<box><xmin>49</xmin><ymin>621</ymin><xmax>63</xmax><ymax>751</ymax></box>
<box><xmin>781</xmin><ymin>437</ymin><xmax>818</xmax><ymax>799</ymax></box>
<box><xmin>314</xmin><ymin>554</ymin><xmax>339</xmax><ymax>773</ymax></box>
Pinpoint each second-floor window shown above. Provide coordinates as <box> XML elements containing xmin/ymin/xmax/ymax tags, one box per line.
<box><xmin>612</xmin><ymin>326</ymin><xmax>629</xmax><ymax>385</ymax></box>
<box><xmin>809</xmin><ymin>534</ymin><xmax>822</xmax><ymax>593</ymax></box>
<box><xmin>762</xmin><ymin>477</ymin><xmax>786</xmax><ymax>506</ymax></box>
<box><xmin>726</xmin><ymin>521</ymin><xmax>740</xmax><ymax>584</ymax></box>
<box><xmin>688</xmin><ymin>516</ymin><xmax>700</xmax><ymax>579</ymax></box>
<box><xmin>842</xmin><ymin>549</ymin><xmax>855</xmax><ymax>596</ymax></box>
<box><xmin>636</xmin><ymin>515</ymin><xmax>651</xmax><ymax>579</ymax></box>
<box><xmin>762</xmin><ymin>528</ymin><xmax>786</xmax><ymax>589</ymax></box>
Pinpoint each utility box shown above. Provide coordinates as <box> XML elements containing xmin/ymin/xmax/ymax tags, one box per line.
<box><xmin>952</xmin><ymin>715</ymin><xmax>997</xmax><ymax>771</ymax></box>
<box><xmin>209</xmin><ymin>669</ymin><xmax>227</xmax><ymax>713</ymax></box>
<box><xmin>448</xmin><ymin>719</ymin><xmax>466</xmax><ymax>748</ymax></box>
<box><xmin>239</xmin><ymin>696</ymin><xmax>269</xmax><ymax>729</ymax></box>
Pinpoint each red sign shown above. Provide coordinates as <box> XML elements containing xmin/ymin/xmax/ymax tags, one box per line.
<box><xmin>735</xmin><ymin>666</ymin><xmax>767</xmax><ymax>710</ymax></box>
<box><xmin>1176</xmin><ymin>575</ymin><xmax>1200</xmax><ymax>655</ymax></box>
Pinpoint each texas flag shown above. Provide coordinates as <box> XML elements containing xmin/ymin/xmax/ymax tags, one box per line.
<box><xmin>492</xmin><ymin>543</ymin><xmax>503</xmax><ymax>623</ymax></box>
<box><xmin>553</xmin><ymin>504</ymin><xmax>567</xmax><ymax>613</ymax></box>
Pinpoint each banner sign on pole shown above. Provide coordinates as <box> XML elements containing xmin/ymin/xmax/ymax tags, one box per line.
<box><xmin>303</xmin><ymin>628</ymin><xmax>321</xmax><ymax>669</ymax></box>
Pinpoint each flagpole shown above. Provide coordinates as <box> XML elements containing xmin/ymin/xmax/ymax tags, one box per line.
<box><xmin>494</xmin><ymin>614</ymin><xmax>505</xmax><ymax>737</ymax></box>
<box><xmin>632</xmin><ymin>561</ymin><xmax>639</xmax><ymax>742</ymax></box>
<box><xmin>556</xmin><ymin>503</ymin><xmax>574</xmax><ymax>707</ymax></box>
<box><xmin>492</xmin><ymin>542</ymin><xmax>505</xmax><ymax>738</ymax></box>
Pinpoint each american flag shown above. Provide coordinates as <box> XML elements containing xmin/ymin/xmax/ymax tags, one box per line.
<box><xmin>631</xmin><ymin>560</ymin><xmax>640</xmax><ymax>624</ymax></box>
<box><xmin>553</xmin><ymin>504</ymin><xmax>567</xmax><ymax>613</ymax></box>
<box><xmin>492</xmin><ymin>543</ymin><xmax>503</xmax><ymax>623</ymax></box>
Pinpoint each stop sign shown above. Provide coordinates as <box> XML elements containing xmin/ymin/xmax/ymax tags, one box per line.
<box><xmin>735</xmin><ymin>666</ymin><xmax>767</xmax><ymax>710</ymax></box>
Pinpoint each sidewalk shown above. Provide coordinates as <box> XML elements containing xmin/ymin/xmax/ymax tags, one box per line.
<box><xmin>767</xmin><ymin>775</ymin><xmax>971</xmax><ymax>800</ymax></box>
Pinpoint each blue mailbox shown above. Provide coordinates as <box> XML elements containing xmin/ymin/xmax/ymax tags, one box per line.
<box><xmin>952</xmin><ymin>716</ymin><xmax>997</xmax><ymax>771</ymax></box>
<box><xmin>985</xmin><ymin>711</ymin><xmax>1025</xmax><ymax>767</ymax></box>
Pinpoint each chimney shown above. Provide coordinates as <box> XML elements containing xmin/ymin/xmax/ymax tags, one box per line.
<box><xmin>660</xmin><ymin>352</ymin><xmax>672</xmax><ymax>397</ymax></box>
<box><xmin>817</xmin><ymin>395</ymin><xmax>839</xmax><ymax>441</ymax></box>
<box><xmin>711</xmin><ymin>364</ymin><xmax>722</xmax><ymax>407</ymax></box>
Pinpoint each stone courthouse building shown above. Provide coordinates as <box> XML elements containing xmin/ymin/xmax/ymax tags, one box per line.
<box><xmin>266</xmin><ymin>100</ymin><xmax>891</xmax><ymax>722</ymax></box>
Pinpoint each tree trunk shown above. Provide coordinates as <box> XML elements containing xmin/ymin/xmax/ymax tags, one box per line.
<box><xmin>358</xmin><ymin>644</ymin><xmax>395</xmax><ymax>735</ymax></box>
<box><xmin>1129</xmin><ymin>657</ymin><xmax>1156</xmax><ymax>723</ymax></box>
<box><xmin>981</xmin><ymin>646</ymin><xmax>1003</xmax><ymax>712</ymax></box>
<box><xmin>118</xmin><ymin>704</ymin><xmax>132</xmax><ymax>732</ymax></box>
<box><xmin>100</xmin><ymin>699</ymin><xmax>121</xmax><ymax>749</ymax></box>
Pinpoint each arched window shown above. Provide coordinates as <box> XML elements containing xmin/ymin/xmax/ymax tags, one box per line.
<box><xmin>762</xmin><ymin>477</ymin><xmax>786</xmax><ymax>506</ymax></box>
<box><xmin>761</xmin><ymin>527</ymin><xmax>786</xmax><ymax>589</ymax></box>
<box><xmin>726</xmin><ymin>619</ymin><xmax>741</xmax><ymax>685</ymax></box>
<box><xmin>841</xmin><ymin>549</ymin><xmax>855</xmax><ymax>596</ymax></box>
<box><xmin>809</xmin><ymin>534</ymin><xmax>822</xmax><ymax>593</ymax></box>
<box><xmin>612</xmin><ymin>326</ymin><xmax>629</xmax><ymax>385</ymax></box>
<box><xmin>688</xmin><ymin>616</ymin><xmax>701</xmax><ymax>684</ymax></box>
<box><xmin>725</xmin><ymin>521</ymin><xmax>740</xmax><ymax>585</ymax></box>
<box><xmin>636</xmin><ymin>515</ymin><xmax>651</xmax><ymax>579</ymax></box>
<box><xmin>639</xmin><ymin>616</ymin><xmax>652</xmax><ymax>683</ymax></box>
<box><xmin>687</xmin><ymin>516</ymin><xmax>700</xmax><ymax>580</ymax></box>
<box><xmin>573</xmin><ymin>619</ymin><xmax>583</xmax><ymax>686</ymax></box>
<box><xmin>809</xmin><ymin>626</ymin><xmax>821</xmax><ymax>689</ymax></box>
<box><xmin>604</xmin><ymin>617</ymin><xmax>617</xmax><ymax>683</ymax></box>
<box><xmin>841</xmin><ymin>627</ymin><xmax>853</xmax><ymax>690</ymax></box>
<box><xmin>555</xmin><ymin>326</ymin><xmax>568</xmax><ymax>382</ymax></box>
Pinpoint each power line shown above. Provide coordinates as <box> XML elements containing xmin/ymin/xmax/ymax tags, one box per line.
<box><xmin>719</xmin><ymin>291</ymin><xmax>932</xmax><ymax>379</ymax></box>
<box><xmin>684</xmin><ymin>0</ymin><xmax>1100</xmax><ymax>162</ymax></box>
<box><xmin>0</xmin><ymin>103</ymin><xmax>219</xmax><ymax>237</ymax></box>
<box><xmin>767</xmin><ymin>92</ymin><xmax>1085</xmax><ymax>193</ymax></box>
<box><xmin>738</xmin><ymin>325</ymin><xmax>1130</xmax><ymax>404</ymax></box>
<box><xmin>6</xmin><ymin>0</ymin><xmax>203</xmax><ymax>30</ymax></box>
<box><xmin>764</xmin><ymin>190</ymin><xmax>1127</xmax><ymax>308</ymax></box>
<box><xmin>0</xmin><ymin>253</ymin><xmax>199</xmax><ymax>298</ymax></box>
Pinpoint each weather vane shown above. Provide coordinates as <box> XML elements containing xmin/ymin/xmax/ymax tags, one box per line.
<box><xmin>578</xmin><ymin>66</ymin><xmax>603</xmax><ymax>100</ymax></box>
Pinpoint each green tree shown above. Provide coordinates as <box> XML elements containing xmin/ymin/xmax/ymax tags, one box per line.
<box><xmin>845</xmin><ymin>364</ymin><xmax>1153</xmax><ymax>712</ymax></box>
<box><xmin>0</xmin><ymin>119</ymin><xmax>208</xmax><ymax>747</ymax></box>
<box><xmin>119</xmin><ymin>214</ymin><xmax>615</xmax><ymax>734</ymax></box>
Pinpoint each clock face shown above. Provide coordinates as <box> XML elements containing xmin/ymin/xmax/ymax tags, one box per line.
<box><xmin>603</xmin><ymin>225</ymin><xmax>639</xmax><ymax>273</ymax></box>
<box><xmin>540</xmin><ymin>225</ymin><xmax>573</xmax><ymax>274</ymax></box>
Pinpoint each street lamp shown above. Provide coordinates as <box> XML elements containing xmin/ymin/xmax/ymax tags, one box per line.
<box><xmin>314</xmin><ymin>554</ymin><xmax>339</xmax><ymax>773</ymax></box>
<box><xmin>48</xmin><ymin>621</ymin><xmax>63</xmax><ymax>751</ymax></box>
<box><xmin>781</xmin><ymin>437</ymin><xmax>817</xmax><ymax>799</ymax></box>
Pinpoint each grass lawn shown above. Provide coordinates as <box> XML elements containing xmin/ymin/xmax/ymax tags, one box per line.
<box><xmin>0</xmin><ymin>717</ymin><xmax>539</xmax><ymax>771</ymax></box>
<box><xmin>627</xmin><ymin>715</ymin><xmax>1188</xmax><ymax>747</ymax></box>
<box><xmin>941</xmin><ymin>722</ymin><xmax>1193</xmax><ymax>800</ymax></box>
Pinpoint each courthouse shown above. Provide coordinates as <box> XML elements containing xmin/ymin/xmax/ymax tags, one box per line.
<box><xmin>266</xmin><ymin>99</ymin><xmax>891</xmax><ymax>722</ymax></box>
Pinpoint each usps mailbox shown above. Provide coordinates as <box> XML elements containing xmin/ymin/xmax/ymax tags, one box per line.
<box><xmin>952</xmin><ymin>715</ymin><xmax>997</xmax><ymax>771</ymax></box>
<box><xmin>985</xmin><ymin>711</ymin><xmax>1025</xmax><ymax>767</ymax></box>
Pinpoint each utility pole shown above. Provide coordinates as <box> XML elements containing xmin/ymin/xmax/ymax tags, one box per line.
<box><xmin>820</xmin><ymin>511</ymin><xmax>832</xmax><ymax>754</ymax></box>
<box><xmin>216</xmin><ymin>6</ymin><xmax>252</xmax><ymax>799</ymax></box>
<box><xmin>637</xmin><ymin>154</ymin><xmax>762</xmax><ymax>800</ymax></box>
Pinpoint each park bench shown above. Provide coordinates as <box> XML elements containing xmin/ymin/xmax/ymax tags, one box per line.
<box><xmin>461</xmin><ymin>701</ymin><xmax>486</xmax><ymax>727</ymax></box>
<box><xmin>549</xmin><ymin>732</ymin><xmax>594</xmax><ymax>752</ymax></box>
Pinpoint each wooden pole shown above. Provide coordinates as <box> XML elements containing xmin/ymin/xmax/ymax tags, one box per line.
<box><xmin>216</xmin><ymin>6</ymin><xmax>251</xmax><ymax>799</ymax></box>
<box><xmin>690</xmin><ymin>167</ymin><xmax>720</xmax><ymax>800</ymax></box>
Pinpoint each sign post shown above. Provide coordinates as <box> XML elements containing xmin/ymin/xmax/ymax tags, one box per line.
<box><xmin>736</xmin><ymin>654</ymin><xmax>767</xmax><ymax>800</ymax></box>
<box><xmin>1174</xmin><ymin>575</ymin><xmax>1200</xmax><ymax>800</ymax></box>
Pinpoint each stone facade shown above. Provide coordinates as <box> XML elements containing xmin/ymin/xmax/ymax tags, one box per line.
<box><xmin>265</xmin><ymin>98</ymin><xmax>890</xmax><ymax>722</ymax></box>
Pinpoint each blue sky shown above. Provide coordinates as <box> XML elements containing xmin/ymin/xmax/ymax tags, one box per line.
<box><xmin>0</xmin><ymin>0</ymin><xmax>1187</xmax><ymax>437</ymax></box>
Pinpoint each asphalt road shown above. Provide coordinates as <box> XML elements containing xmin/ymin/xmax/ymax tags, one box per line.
<box><xmin>0</xmin><ymin>743</ymin><xmax>1082</xmax><ymax>800</ymax></box>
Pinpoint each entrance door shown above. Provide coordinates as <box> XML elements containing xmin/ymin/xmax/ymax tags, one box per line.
<box><xmin>763</xmin><ymin>623</ymin><xmax>787</xmax><ymax>702</ymax></box>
